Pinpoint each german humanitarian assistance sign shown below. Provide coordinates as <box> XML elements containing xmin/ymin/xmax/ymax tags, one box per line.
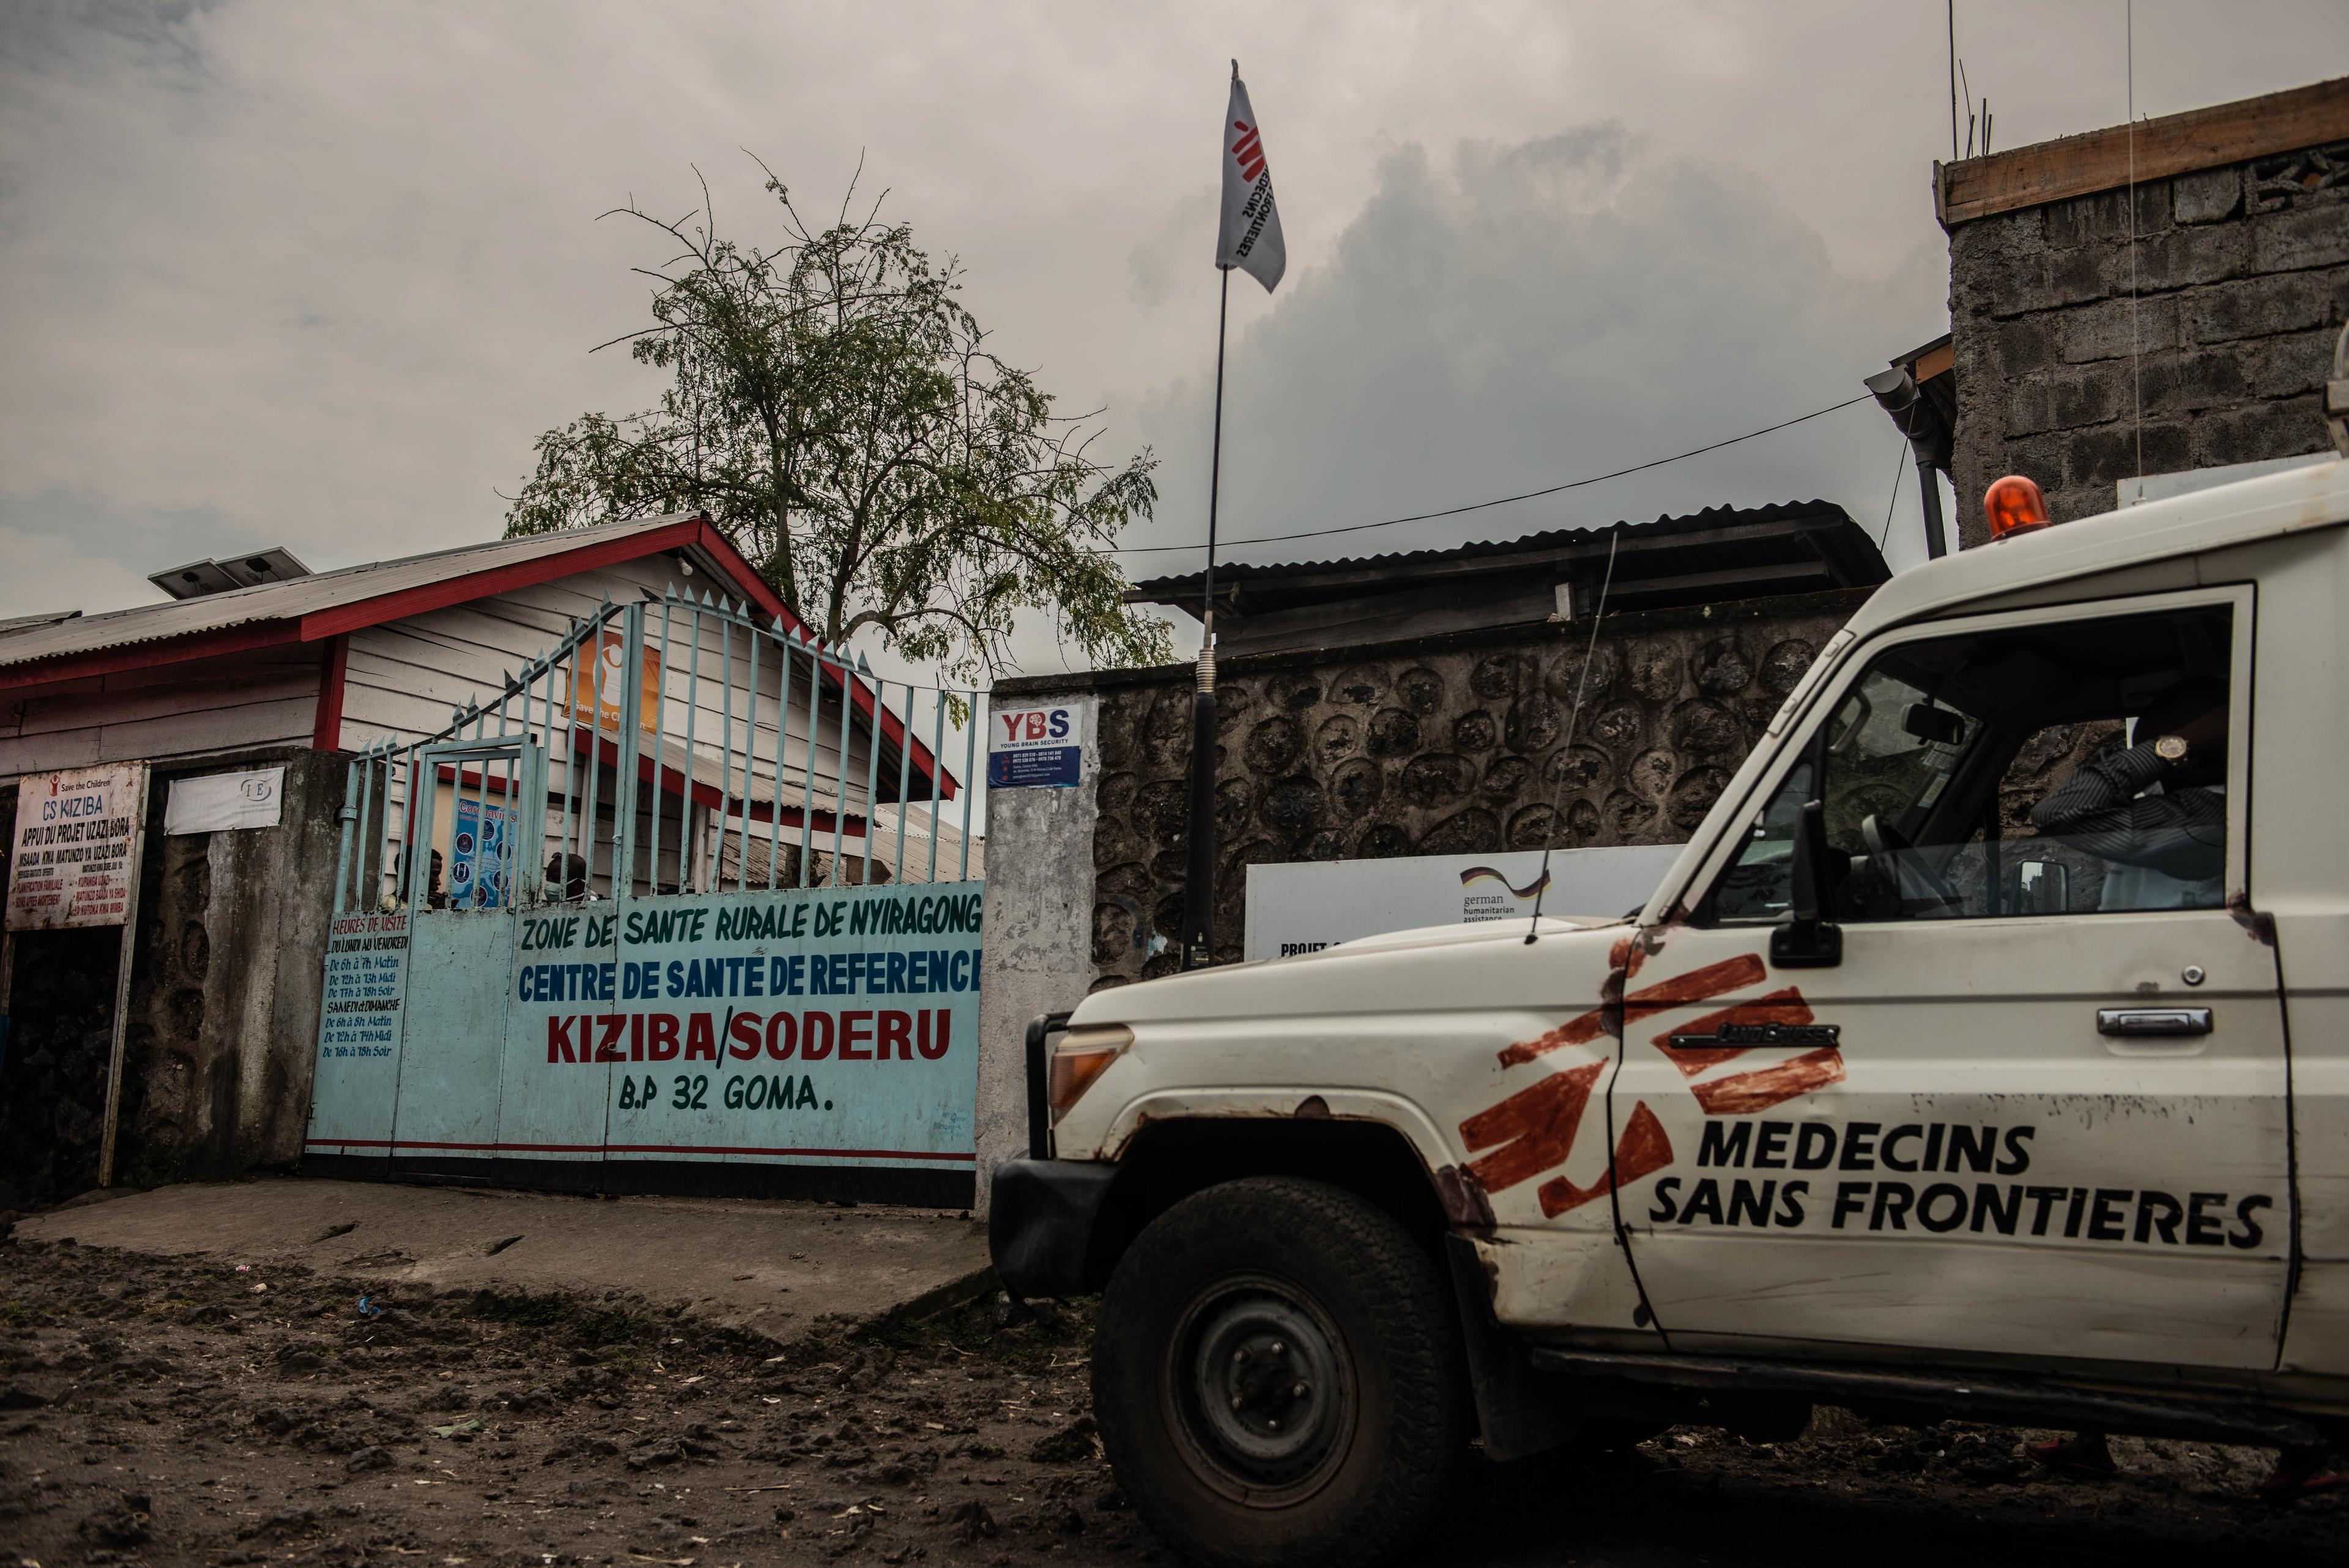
<box><xmin>7</xmin><ymin>763</ymin><xmax>147</xmax><ymax>931</ymax></box>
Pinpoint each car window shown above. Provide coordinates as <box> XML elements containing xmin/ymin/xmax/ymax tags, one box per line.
<box><xmin>1701</xmin><ymin>604</ymin><xmax>2233</xmax><ymax>925</ymax></box>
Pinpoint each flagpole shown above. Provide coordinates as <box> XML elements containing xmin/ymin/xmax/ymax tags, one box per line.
<box><xmin>1179</xmin><ymin>264</ymin><xmax>1232</xmax><ymax>970</ymax></box>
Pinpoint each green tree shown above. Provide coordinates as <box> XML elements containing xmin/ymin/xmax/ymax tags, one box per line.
<box><xmin>505</xmin><ymin>166</ymin><xmax>1172</xmax><ymax>680</ymax></box>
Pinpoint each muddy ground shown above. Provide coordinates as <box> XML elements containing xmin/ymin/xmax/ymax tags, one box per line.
<box><xmin>2</xmin><ymin>1230</ymin><xmax>2343</xmax><ymax>1568</ymax></box>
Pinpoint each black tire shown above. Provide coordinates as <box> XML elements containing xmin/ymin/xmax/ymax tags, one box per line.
<box><xmin>1093</xmin><ymin>1177</ymin><xmax>1471</xmax><ymax>1568</ymax></box>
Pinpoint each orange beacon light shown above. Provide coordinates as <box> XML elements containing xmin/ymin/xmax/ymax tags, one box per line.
<box><xmin>1984</xmin><ymin>474</ymin><xmax>2051</xmax><ymax>541</ymax></box>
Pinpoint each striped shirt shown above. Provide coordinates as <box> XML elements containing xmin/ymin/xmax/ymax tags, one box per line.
<box><xmin>2030</xmin><ymin>742</ymin><xmax>2225</xmax><ymax>885</ymax></box>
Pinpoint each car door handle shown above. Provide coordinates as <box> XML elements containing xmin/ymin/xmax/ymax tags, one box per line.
<box><xmin>2097</xmin><ymin>1008</ymin><xmax>2212</xmax><ymax>1037</ymax></box>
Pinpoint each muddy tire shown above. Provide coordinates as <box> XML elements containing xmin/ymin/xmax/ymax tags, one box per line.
<box><xmin>1092</xmin><ymin>1177</ymin><xmax>1470</xmax><ymax>1568</ymax></box>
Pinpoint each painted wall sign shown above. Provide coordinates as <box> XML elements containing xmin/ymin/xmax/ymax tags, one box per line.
<box><xmin>319</xmin><ymin>912</ymin><xmax>409</xmax><ymax>1061</ymax></box>
<box><xmin>6</xmin><ymin>762</ymin><xmax>149</xmax><ymax>931</ymax></box>
<box><xmin>987</xmin><ymin>705</ymin><xmax>1081</xmax><ymax>789</ymax></box>
<box><xmin>307</xmin><ymin>912</ymin><xmax>410</xmax><ymax>1156</ymax></box>
<box><xmin>1242</xmin><ymin>843</ymin><xmax>1685</xmax><ymax>960</ymax></box>
<box><xmin>164</xmin><ymin>766</ymin><xmax>285</xmax><ymax>836</ymax></box>
<box><xmin>304</xmin><ymin>882</ymin><xmax>984</xmax><ymax>1194</ymax></box>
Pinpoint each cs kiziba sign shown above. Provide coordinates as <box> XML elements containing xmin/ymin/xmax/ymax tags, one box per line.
<box><xmin>987</xmin><ymin>704</ymin><xmax>1081</xmax><ymax>789</ymax></box>
<box><xmin>7</xmin><ymin>763</ymin><xmax>148</xmax><ymax>931</ymax></box>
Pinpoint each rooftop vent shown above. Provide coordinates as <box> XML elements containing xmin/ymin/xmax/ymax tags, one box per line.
<box><xmin>149</xmin><ymin>546</ymin><xmax>313</xmax><ymax>601</ymax></box>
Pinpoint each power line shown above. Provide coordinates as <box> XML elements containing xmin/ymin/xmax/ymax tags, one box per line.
<box><xmin>1106</xmin><ymin>391</ymin><xmax>1876</xmax><ymax>559</ymax></box>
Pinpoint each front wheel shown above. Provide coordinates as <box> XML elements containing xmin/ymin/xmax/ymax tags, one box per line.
<box><xmin>1092</xmin><ymin>1177</ymin><xmax>1470</xmax><ymax>1568</ymax></box>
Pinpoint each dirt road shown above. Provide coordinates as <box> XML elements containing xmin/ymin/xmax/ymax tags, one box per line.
<box><xmin>3</xmin><ymin>1232</ymin><xmax>2343</xmax><ymax>1567</ymax></box>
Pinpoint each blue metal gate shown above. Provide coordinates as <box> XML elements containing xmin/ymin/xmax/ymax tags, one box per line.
<box><xmin>306</xmin><ymin>590</ymin><xmax>988</xmax><ymax>1205</ymax></box>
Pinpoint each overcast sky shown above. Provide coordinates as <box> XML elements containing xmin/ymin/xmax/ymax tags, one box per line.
<box><xmin>3</xmin><ymin>1</ymin><xmax>2343</xmax><ymax>675</ymax></box>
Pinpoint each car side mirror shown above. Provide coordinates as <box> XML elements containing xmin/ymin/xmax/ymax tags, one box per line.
<box><xmin>1770</xmin><ymin>800</ymin><xmax>1843</xmax><ymax>968</ymax></box>
<box><xmin>2006</xmin><ymin>858</ymin><xmax>2069</xmax><ymax>916</ymax></box>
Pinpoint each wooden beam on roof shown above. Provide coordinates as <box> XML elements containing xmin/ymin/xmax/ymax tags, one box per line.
<box><xmin>1938</xmin><ymin>76</ymin><xmax>2349</xmax><ymax>228</ymax></box>
<box><xmin>1602</xmin><ymin>560</ymin><xmax>1835</xmax><ymax>598</ymax></box>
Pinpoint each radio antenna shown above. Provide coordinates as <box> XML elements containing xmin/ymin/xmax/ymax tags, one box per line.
<box><xmin>1526</xmin><ymin>527</ymin><xmax>1621</xmax><ymax>943</ymax></box>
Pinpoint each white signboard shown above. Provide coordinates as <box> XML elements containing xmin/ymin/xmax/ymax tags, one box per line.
<box><xmin>1244</xmin><ymin>843</ymin><xmax>1687</xmax><ymax>962</ymax></box>
<box><xmin>7</xmin><ymin>762</ymin><xmax>149</xmax><ymax>931</ymax></box>
<box><xmin>987</xmin><ymin>704</ymin><xmax>1082</xmax><ymax>790</ymax></box>
<box><xmin>165</xmin><ymin>766</ymin><xmax>286</xmax><ymax>836</ymax></box>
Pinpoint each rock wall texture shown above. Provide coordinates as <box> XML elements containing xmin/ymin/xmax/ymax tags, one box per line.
<box><xmin>0</xmin><ymin>746</ymin><xmax>346</xmax><ymax>1208</ymax></box>
<box><xmin>1948</xmin><ymin>135</ymin><xmax>2349</xmax><ymax>545</ymax></box>
<box><xmin>994</xmin><ymin>587</ymin><xmax>1869</xmax><ymax>993</ymax></box>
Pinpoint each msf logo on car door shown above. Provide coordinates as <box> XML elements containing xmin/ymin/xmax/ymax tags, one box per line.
<box><xmin>1452</xmin><ymin>941</ymin><xmax>1846</xmax><ymax>1219</ymax></box>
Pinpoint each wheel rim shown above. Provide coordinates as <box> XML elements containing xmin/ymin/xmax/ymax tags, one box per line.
<box><xmin>1165</xmin><ymin>1273</ymin><xmax>1355</xmax><ymax>1503</ymax></box>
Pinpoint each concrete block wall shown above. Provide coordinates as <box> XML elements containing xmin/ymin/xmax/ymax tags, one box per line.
<box><xmin>1948</xmin><ymin>135</ymin><xmax>2349</xmax><ymax>545</ymax></box>
<box><xmin>990</xmin><ymin>589</ymin><xmax>1867</xmax><ymax>997</ymax></box>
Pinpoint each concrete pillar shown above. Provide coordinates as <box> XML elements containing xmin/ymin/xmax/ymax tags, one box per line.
<box><xmin>973</xmin><ymin>691</ymin><xmax>1099</xmax><ymax>1217</ymax></box>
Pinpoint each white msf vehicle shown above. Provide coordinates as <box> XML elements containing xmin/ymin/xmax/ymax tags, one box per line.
<box><xmin>992</xmin><ymin>402</ymin><xmax>2349</xmax><ymax>1568</ymax></box>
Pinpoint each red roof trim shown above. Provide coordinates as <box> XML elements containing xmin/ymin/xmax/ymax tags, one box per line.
<box><xmin>0</xmin><ymin>515</ymin><xmax>957</xmax><ymax>798</ymax></box>
<box><xmin>311</xmin><ymin>633</ymin><xmax>349</xmax><ymax>751</ymax></box>
<box><xmin>299</xmin><ymin>519</ymin><xmax>716</xmax><ymax>639</ymax></box>
<box><xmin>0</xmin><ymin>620</ymin><xmax>306</xmax><ymax>693</ymax></box>
<box><xmin>435</xmin><ymin>749</ymin><xmax>857</xmax><ymax>835</ymax></box>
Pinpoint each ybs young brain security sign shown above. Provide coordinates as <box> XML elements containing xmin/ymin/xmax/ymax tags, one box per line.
<box><xmin>987</xmin><ymin>705</ymin><xmax>1081</xmax><ymax>789</ymax></box>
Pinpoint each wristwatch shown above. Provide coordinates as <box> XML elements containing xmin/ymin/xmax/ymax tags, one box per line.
<box><xmin>2154</xmin><ymin>734</ymin><xmax>2189</xmax><ymax>763</ymax></box>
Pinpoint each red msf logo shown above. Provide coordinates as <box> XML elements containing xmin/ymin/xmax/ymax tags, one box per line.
<box><xmin>1231</xmin><ymin>120</ymin><xmax>1266</xmax><ymax>182</ymax></box>
<box><xmin>1457</xmin><ymin>942</ymin><xmax>1846</xmax><ymax>1218</ymax></box>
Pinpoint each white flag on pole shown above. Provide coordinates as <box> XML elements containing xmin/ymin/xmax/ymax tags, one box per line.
<box><xmin>1215</xmin><ymin>62</ymin><xmax>1285</xmax><ymax>293</ymax></box>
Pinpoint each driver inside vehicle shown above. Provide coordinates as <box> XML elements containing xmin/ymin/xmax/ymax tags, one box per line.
<box><xmin>2027</xmin><ymin>678</ymin><xmax>2227</xmax><ymax>910</ymax></box>
<box><xmin>1703</xmin><ymin>605</ymin><xmax>2234</xmax><ymax>926</ymax></box>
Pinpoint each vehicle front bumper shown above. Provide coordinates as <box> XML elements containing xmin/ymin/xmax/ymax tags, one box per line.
<box><xmin>987</xmin><ymin>1157</ymin><xmax>1118</xmax><ymax>1299</ymax></box>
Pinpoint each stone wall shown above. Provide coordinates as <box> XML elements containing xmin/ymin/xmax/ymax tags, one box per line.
<box><xmin>0</xmin><ymin>746</ymin><xmax>347</xmax><ymax>1208</ymax></box>
<box><xmin>993</xmin><ymin>588</ymin><xmax>1868</xmax><ymax>994</ymax></box>
<box><xmin>1948</xmin><ymin>135</ymin><xmax>2349</xmax><ymax>545</ymax></box>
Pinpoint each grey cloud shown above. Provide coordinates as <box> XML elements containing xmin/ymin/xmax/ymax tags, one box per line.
<box><xmin>1127</xmin><ymin>188</ymin><xmax>1217</xmax><ymax>310</ymax></box>
<box><xmin>1120</xmin><ymin>126</ymin><xmax>1946</xmax><ymax>584</ymax></box>
<box><xmin>4</xmin><ymin>0</ymin><xmax>2339</xmax><ymax>652</ymax></box>
<box><xmin>0</xmin><ymin>485</ymin><xmax>248</xmax><ymax>616</ymax></box>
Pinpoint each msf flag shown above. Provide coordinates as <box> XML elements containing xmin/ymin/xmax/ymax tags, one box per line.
<box><xmin>1215</xmin><ymin>64</ymin><xmax>1286</xmax><ymax>293</ymax></box>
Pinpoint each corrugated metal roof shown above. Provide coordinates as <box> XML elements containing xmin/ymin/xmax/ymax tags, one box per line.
<box><xmin>1129</xmin><ymin>500</ymin><xmax>1872</xmax><ymax>595</ymax></box>
<box><xmin>0</xmin><ymin>515</ymin><xmax>699</xmax><ymax>669</ymax></box>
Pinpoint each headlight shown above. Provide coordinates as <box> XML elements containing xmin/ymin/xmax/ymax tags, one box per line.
<box><xmin>1048</xmin><ymin>1023</ymin><xmax>1133</xmax><ymax>1123</ymax></box>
